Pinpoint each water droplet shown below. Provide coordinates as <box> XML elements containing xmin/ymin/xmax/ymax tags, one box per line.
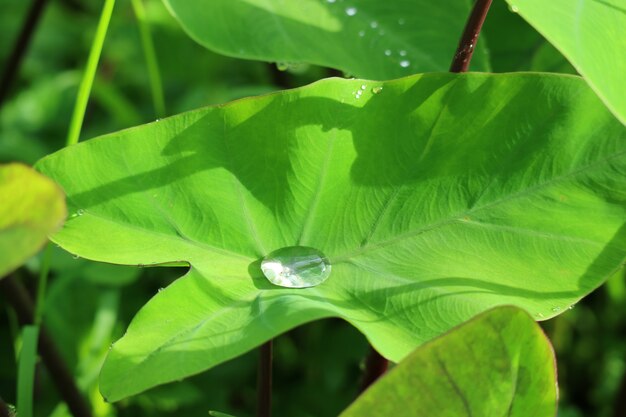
<box><xmin>536</xmin><ymin>312</ymin><xmax>545</xmax><ymax>318</ymax></box>
<box><xmin>72</xmin><ymin>254</ymin><xmax>80</xmax><ymax>259</ymax></box>
<box><xmin>551</xmin><ymin>306</ymin><xmax>562</xmax><ymax>313</ymax></box>
<box><xmin>384</xmin><ymin>49</ymin><xmax>392</xmax><ymax>56</ymax></box>
<box><xmin>276</xmin><ymin>62</ymin><xmax>289</xmax><ymax>71</ymax></box>
<box><xmin>327</xmin><ymin>0</ymin><xmax>336</xmax><ymax>3</ymax></box>
<box><xmin>568</xmin><ymin>304</ymin><xmax>575</xmax><ymax>310</ymax></box>
<box><xmin>358</xmin><ymin>30</ymin><xmax>365</xmax><ymax>37</ymax></box>
<box><xmin>400</xmin><ymin>60</ymin><xmax>410</xmax><ymax>68</ymax></box>
<box><xmin>157</xmin><ymin>287</ymin><xmax>164</xmax><ymax>293</ymax></box>
<box><xmin>345</xmin><ymin>7</ymin><xmax>357</xmax><ymax>16</ymax></box>
<box><xmin>508</xmin><ymin>4</ymin><xmax>519</xmax><ymax>12</ymax></box>
<box><xmin>370</xmin><ymin>21</ymin><xmax>378</xmax><ymax>29</ymax></box>
<box><xmin>399</xmin><ymin>50</ymin><xmax>407</xmax><ymax>56</ymax></box>
<box><xmin>398</xmin><ymin>18</ymin><xmax>406</xmax><ymax>25</ymax></box>
<box><xmin>77</xmin><ymin>209</ymin><xmax>85</xmax><ymax>216</ymax></box>
<box><xmin>360</xmin><ymin>84</ymin><xmax>367</xmax><ymax>90</ymax></box>
<box><xmin>372</xmin><ymin>86</ymin><xmax>383</xmax><ymax>94</ymax></box>
<box><xmin>261</xmin><ymin>246</ymin><xmax>331</xmax><ymax>288</ymax></box>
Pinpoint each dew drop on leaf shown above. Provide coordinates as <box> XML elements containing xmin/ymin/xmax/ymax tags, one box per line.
<box><xmin>400</xmin><ymin>60</ymin><xmax>411</xmax><ymax>68</ymax></box>
<box><xmin>372</xmin><ymin>86</ymin><xmax>383</xmax><ymax>94</ymax></box>
<box><xmin>261</xmin><ymin>246</ymin><xmax>331</xmax><ymax>288</ymax></box>
<box><xmin>345</xmin><ymin>7</ymin><xmax>357</xmax><ymax>16</ymax></box>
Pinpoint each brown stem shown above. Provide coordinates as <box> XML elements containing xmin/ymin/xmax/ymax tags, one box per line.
<box><xmin>0</xmin><ymin>0</ymin><xmax>51</xmax><ymax>109</ymax></box>
<box><xmin>359</xmin><ymin>346</ymin><xmax>389</xmax><ymax>392</ymax></box>
<box><xmin>449</xmin><ymin>0</ymin><xmax>493</xmax><ymax>72</ymax></box>
<box><xmin>256</xmin><ymin>340</ymin><xmax>273</xmax><ymax>417</ymax></box>
<box><xmin>0</xmin><ymin>396</ymin><xmax>10</xmax><ymax>417</ymax></box>
<box><xmin>0</xmin><ymin>275</ymin><xmax>92</xmax><ymax>417</ymax></box>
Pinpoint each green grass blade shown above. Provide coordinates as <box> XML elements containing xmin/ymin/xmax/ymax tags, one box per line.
<box><xmin>131</xmin><ymin>0</ymin><xmax>166</xmax><ymax>118</ymax></box>
<box><xmin>16</xmin><ymin>325</ymin><xmax>40</xmax><ymax>417</ymax></box>
<box><xmin>66</xmin><ymin>0</ymin><xmax>116</xmax><ymax>146</ymax></box>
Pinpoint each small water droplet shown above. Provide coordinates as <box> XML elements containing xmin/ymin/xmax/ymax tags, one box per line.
<box><xmin>370</xmin><ymin>21</ymin><xmax>378</xmax><ymax>29</ymax></box>
<box><xmin>72</xmin><ymin>254</ymin><xmax>80</xmax><ymax>259</ymax></box>
<box><xmin>508</xmin><ymin>4</ymin><xmax>519</xmax><ymax>12</ymax></box>
<box><xmin>261</xmin><ymin>246</ymin><xmax>331</xmax><ymax>288</ymax></box>
<box><xmin>77</xmin><ymin>209</ymin><xmax>85</xmax><ymax>216</ymax></box>
<box><xmin>398</xmin><ymin>18</ymin><xmax>406</xmax><ymax>25</ymax></box>
<box><xmin>399</xmin><ymin>50</ymin><xmax>407</xmax><ymax>56</ymax></box>
<box><xmin>372</xmin><ymin>86</ymin><xmax>383</xmax><ymax>94</ymax></box>
<box><xmin>358</xmin><ymin>30</ymin><xmax>365</xmax><ymax>37</ymax></box>
<box><xmin>568</xmin><ymin>304</ymin><xmax>575</xmax><ymax>310</ymax></box>
<box><xmin>360</xmin><ymin>84</ymin><xmax>367</xmax><ymax>90</ymax></box>
<box><xmin>551</xmin><ymin>306</ymin><xmax>562</xmax><ymax>313</ymax></box>
<box><xmin>327</xmin><ymin>0</ymin><xmax>336</xmax><ymax>3</ymax></box>
<box><xmin>345</xmin><ymin>7</ymin><xmax>357</xmax><ymax>16</ymax></box>
<box><xmin>276</xmin><ymin>62</ymin><xmax>289</xmax><ymax>71</ymax></box>
<box><xmin>155</xmin><ymin>118</ymin><xmax>161</xmax><ymax>122</ymax></box>
<box><xmin>536</xmin><ymin>312</ymin><xmax>545</xmax><ymax>318</ymax></box>
<box><xmin>400</xmin><ymin>60</ymin><xmax>410</xmax><ymax>68</ymax></box>
<box><xmin>157</xmin><ymin>287</ymin><xmax>164</xmax><ymax>293</ymax></box>
<box><xmin>384</xmin><ymin>49</ymin><xmax>392</xmax><ymax>56</ymax></box>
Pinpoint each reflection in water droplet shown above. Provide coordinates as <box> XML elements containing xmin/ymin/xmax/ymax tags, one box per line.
<box><xmin>372</xmin><ymin>86</ymin><xmax>383</xmax><ymax>94</ymax></box>
<box><xmin>261</xmin><ymin>246</ymin><xmax>331</xmax><ymax>288</ymax></box>
<box><xmin>345</xmin><ymin>7</ymin><xmax>357</xmax><ymax>16</ymax></box>
<box><xmin>400</xmin><ymin>60</ymin><xmax>410</xmax><ymax>68</ymax></box>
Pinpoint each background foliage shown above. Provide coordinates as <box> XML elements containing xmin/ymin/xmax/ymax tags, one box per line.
<box><xmin>1</xmin><ymin>0</ymin><xmax>625</xmax><ymax>416</ymax></box>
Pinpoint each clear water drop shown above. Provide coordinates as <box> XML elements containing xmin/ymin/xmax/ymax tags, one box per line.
<box><xmin>400</xmin><ymin>60</ymin><xmax>410</xmax><ymax>68</ymax></box>
<box><xmin>508</xmin><ymin>4</ymin><xmax>519</xmax><ymax>12</ymax></box>
<box><xmin>536</xmin><ymin>312</ymin><xmax>545</xmax><ymax>318</ymax></box>
<box><xmin>327</xmin><ymin>0</ymin><xmax>336</xmax><ymax>3</ymax></box>
<box><xmin>360</xmin><ymin>84</ymin><xmax>367</xmax><ymax>90</ymax></box>
<box><xmin>358</xmin><ymin>30</ymin><xmax>365</xmax><ymax>37</ymax></box>
<box><xmin>384</xmin><ymin>49</ymin><xmax>392</xmax><ymax>56</ymax></box>
<box><xmin>399</xmin><ymin>50</ymin><xmax>407</xmax><ymax>56</ymax></box>
<box><xmin>77</xmin><ymin>209</ymin><xmax>85</xmax><ymax>216</ymax></box>
<box><xmin>370</xmin><ymin>21</ymin><xmax>378</xmax><ymax>29</ymax></box>
<box><xmin>551</xmin><ymin>306</ymin><xmax>562</xmax><ymax>313</ymax></box>
<box><xmin>261</xmin><ymin>246</ymin><xmax>331</xmax><ymax>288</ymax></box>
<box><xmin>157</xmin><ymin>287</ymin><xmax>164</xmax><ymax>293</ymax></box>
<box><xmin>72</xmin><ymin>254</ymin><xmax>80</xmax><ymax>259</ymax></box>
<box><xmin>372</xmin><ymin>86</ymin><xmax>383</xmax><ymax>94</ymax></box>
<box><xmin>345</xmin><ymin>7</ymin><xmax>357</xmax><ymax>16</ymax></box>
<box><xmin>276</xmin><ymin>62</ymin><xmax>289</xmax><ymax>71</ymax></box>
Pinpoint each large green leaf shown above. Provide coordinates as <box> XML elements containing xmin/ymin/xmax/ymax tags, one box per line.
<box><xmin>505</xmin><ymin>0</ymin><xmax>626</xmax><ymax>125</ymax></box>
<box><xmin>36</xmin><ymin>73</ymin><xmax>626</xmax><ymax>401</ymax></box>
<box><xmin>340</xmin><ymin>306</ymin><xmax>557</xmax><ymax>417</ymax></box>
<box><xmin>162</xmin><ymin>0</ymin><xmax>491</xmax><ymax>79</ymax></box>
<box><xmin>0</xmin><ymin>163</ymin><xmax>66</xmax><ymax>278</ymax></box>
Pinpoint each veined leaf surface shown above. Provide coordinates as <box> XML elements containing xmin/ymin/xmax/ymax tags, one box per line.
<box><xmin>36</xmin><ymin>73</ymin><xmax>626</xmax><ymax>400</ymax></box>
<box><xmin>341</xmin><ymin>306</ymin><xmax>557</xmax><ymax>417</ymax></box>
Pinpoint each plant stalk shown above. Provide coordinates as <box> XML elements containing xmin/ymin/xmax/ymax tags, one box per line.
<box><xmin>449</xmin><ymin>0</ymin><xmax>493</xmax><ymax>72</ymax></box>
<box><xmin>0</xmin><ymin>397</ymin><xmax>10</xmax><ymax>417</ymax></box>
<box><xmin>0</xmin><ymin>276</ymin><xmax>93</xmax><ymax>417</ymax></box>
<box><xmin>256</xmin><ymin>340</ymin><xmax>273</xmax><ymax>417</ymax></box>
<box><xmin>130</xmin><ymin>0</ymin><xmax>166</xmax><ymax>118</ymax></box>
<box><xmin>0</xmin><ymin>0</ymin><xmax>51</xmax><ymax>109</ymax></box>
<box><xmin>359</xmin><ymin>346</ymin><xmax>389</xmax><ymax>392</ymax></box>
<box><xmin>66</xmin><ymin>0</ymin><xmax>116</xmax><ymax>146</ymax></box>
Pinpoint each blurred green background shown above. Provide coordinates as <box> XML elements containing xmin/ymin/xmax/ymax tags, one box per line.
<box><xmin>0</xmin><ymin>1</ymin><xmax>624</xmax><ymax>416</ymax></box>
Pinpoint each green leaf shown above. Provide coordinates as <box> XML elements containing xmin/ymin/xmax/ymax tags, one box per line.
<box><xmin>505</xmin><ymin>0</ymin><xmax>626</xmax><ymax>125</ymax></box>
<box><xmin>340</xmin><ymin>306</ymin><xmax>557</xmax><ymax>417</ymax></box>
<box><xmin>0</xmin><ymin>163</ymin><xmax>66</xmax><ymax>278</ymax></box>
<box><xmin>162</xmin><ymin>0</ymin><xmax>491</xmax><ymax>78</ymax></box>
<box><xmin>36</xmin><ymin>73</ymin><xmax>626</xmax><ymax>401</ymax></box>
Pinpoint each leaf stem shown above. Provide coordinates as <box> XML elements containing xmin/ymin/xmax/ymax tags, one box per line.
<box><xmin>33</xmin><ymin>244</ymin><xmax>51</xmax><ymax>326</ymax></box>
<box><xmin>0</xmin><ymin>276</ymin><xmax>93</xmax><ymax>417</ymax></box>
<box><xmin>256</xmin><ymin>340</ymin><xmax>273</xmax><ymax>417</ymax></box>
<box><xmin>130</xmin><ymin>0</ymin><xmax>166</xmax><ymax>118</ymax></box>
<box><xmin>0</xmin><ymin>396</ymin><xmax>10</xmax><ymax>417</ymax></box>
<box><xmin>359</xmin><ymin>346</ymin><xmax>389</xmax><ymax>392</ymax></box>
<box><xmin>0</xmin><ymin>0</ymin><xmax>50</xmax><ymax>109</ymax></box>
<box><xmin>449</xmin><ymin>0</ymin><xmax>493</xmax><ymax>72</ymax></box>
<box><xmin>66</xmin><ymin>0</ymin><xmax>116</xmax><ymax>146</ymax></box>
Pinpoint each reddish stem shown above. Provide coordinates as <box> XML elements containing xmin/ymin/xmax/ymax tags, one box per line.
<box><xmin>359</xmin><ymin>346</ymin><xmax>389</xmax><ymax>392</ymax></box>
<box><xmin>256</xmin><ymin>340</ymin><xmax>273</xmax><ymax>417</ymax></box>
<box><xmin>449</xmin><ymin>0</ymin><xmax>493</xmax><ymax>72</ymax></box>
